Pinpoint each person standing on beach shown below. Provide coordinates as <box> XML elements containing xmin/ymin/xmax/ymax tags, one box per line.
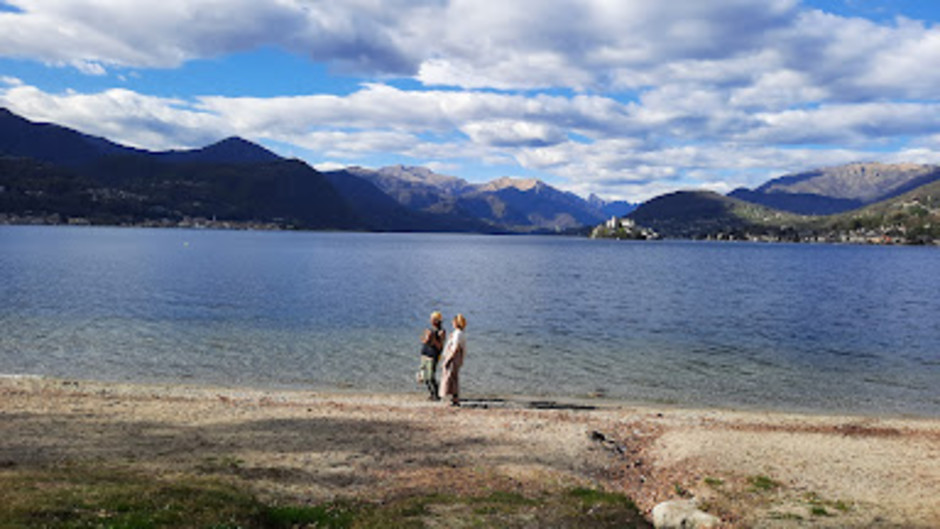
<box><xmin>439</xmin><ymin>314</ymin><xmax>467</xmax><ymax>407</ymax></box>
<box><xmin>419</xmin><ymin>311</ymin><xmax>446</xmax><ymax>400</ymax></box>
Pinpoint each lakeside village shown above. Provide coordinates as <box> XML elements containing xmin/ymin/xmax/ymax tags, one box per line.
<box><xmin>0</xmin><ymin>212</ymin><xmax>290</xmax><ymax>231</ymax></box>
<box><xmin>590</xmin><ymin>215</ymin><xmax>940</xmax><ymax>245</ymax></box>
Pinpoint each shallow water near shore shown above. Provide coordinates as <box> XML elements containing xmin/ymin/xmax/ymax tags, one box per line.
<box><xmin>1</xmin><ymin>225</ymin><xmax>938</xmax><ymax>416</ymax></box>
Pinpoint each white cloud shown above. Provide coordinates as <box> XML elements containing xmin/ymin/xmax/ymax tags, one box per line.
<box><xmin>744</xmin><ymin>102</ymin><xmax>940</xmax><ymax>145</ymax></box>
<box><xmin>421</xmin><ymin>161</ymin><xmax>461</xmax><ymax>174</ymax></box>
<box><xmin>0</xmin><ymin>83</ymin><xmax>227</xmax><ymax>149</ymax></box>
<box><xmin>194</xmin><ymin>84</ymin><xmax>642</xmax><ymax>143</ymax></box>
<box><xmin>0</xmin><ymin>0</ymin><xmax>432</xmax><ymax>74</ymax></box>
<box><xmin>311</xmin><ymin>161</ymin><xmax>348</xmax><ymax>172</ymax></box>
<box><xmin>71</xmin><ymin>59</ymin><xmax>107</xmax><ymax>76</ymax></box>
<box><xmin>417</xmin><ymin>0</ymin><xmax>800</xmax><ymax>90</ymax></box>
<box><xmin>0</xmin><ymin>0</ymin><xmax>935</xmax><ymax>108</ymax></box>
<box><xmin>281</xmin><ymin>129</ymin><xmax>420</xmax><ymax>160</ymax></box>
<box><xmin>729</xmin><ymin>69</ymin><xmax>829</xmax><ymax>111</ymax></box>
<box><xmin>461</xmin><ymin>120</ymin><xmax>567</xmax><ymax>148</ymax></box>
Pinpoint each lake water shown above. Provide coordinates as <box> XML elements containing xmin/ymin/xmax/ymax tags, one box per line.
<box><xmin>1</xmin><ymin>226</ymin><xmax>938</xmax><ymax>416</ymax></box>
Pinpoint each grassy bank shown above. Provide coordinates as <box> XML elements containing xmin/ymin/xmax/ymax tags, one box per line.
<box><xmin>0</xmin><ymin>463</ymin><xmax>650</xmax><ymax>528</ymax></box>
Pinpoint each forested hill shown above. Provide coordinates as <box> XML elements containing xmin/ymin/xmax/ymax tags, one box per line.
<box><xmin>0</xmin><ymin>108</ymin><xmax>362</xmax><ymax>229</ymax></box>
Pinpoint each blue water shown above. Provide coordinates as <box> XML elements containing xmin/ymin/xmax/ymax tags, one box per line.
<box><xmin>1</xmin><ymin>226</ymin><xmax>938</xmax><ymax>416</ymax></box>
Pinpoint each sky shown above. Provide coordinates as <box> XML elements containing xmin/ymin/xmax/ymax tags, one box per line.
<box><xmin>2</xmin><ymin>1</ymin><xmax>940</xmax><ymax>202</ymax></box>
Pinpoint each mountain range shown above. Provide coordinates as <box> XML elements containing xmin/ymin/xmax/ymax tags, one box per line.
<box><xmin>342</xmin><ymin>166</ymin><xmax>630</xmax><ymax>232</ymax></box>
<box><xmin>0</xmin><ymin>108</ymin><xmax>632</xmax><ymax>233</ymax></box>
<box><xmin>3</xmin><ymin>107</ymin><xmax>936</xmax><ymax>243</ymax></box>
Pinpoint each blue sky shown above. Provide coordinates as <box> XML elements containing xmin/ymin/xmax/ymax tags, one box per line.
<box><xmin>2</xmin><ymin>0</ymin><xmax>940</xmax><ymax>201</ymax></box>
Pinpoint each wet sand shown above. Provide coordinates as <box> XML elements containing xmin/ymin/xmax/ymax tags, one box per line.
<box><xmin>1</xmin><ymin>376</ymin><xmax>938</xmax><ymax>527</ymax></box>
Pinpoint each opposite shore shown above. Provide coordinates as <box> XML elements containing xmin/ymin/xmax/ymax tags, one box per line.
<box><xmin>1</xmin><ymin>375</ymin><xmax>938</xmax><ymax>527</ymax></box>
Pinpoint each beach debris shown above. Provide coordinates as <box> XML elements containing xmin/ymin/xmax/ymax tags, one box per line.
<box><xmin>651</xmin><ymin>499</ymin><xmax>720</xmax><ymax>529</ymax></box>
<box><xmin>588</xmin><ymin>429</ymin><xmax>631</xmax><ymax>457</ymax></box>
<box><xmin>529</xmin><ymin>400</ymin><xmax>597</xmax><ymax>410</ymax></box>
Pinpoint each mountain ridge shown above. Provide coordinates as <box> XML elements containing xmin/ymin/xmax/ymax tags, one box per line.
<box><xmin>729</xmin><ymin>162</ymin><xmax>940</xmax><ymax>215</ymax></box>
<box><xmin>0</xmin><ymin>108</ymin><xmax>364</xmax><ymax>229</ymax></box>
<box><xmin>157</xmin><ymin>137</ymin><xmax>282</xmax><ymax>164</ymax></box>
<box><xmin>0</xmin><ymin>107</ymin><xmax>141</xmax><ymax>166</ymax></box>
<box><xmin>344</xmin><ymin>165</ymin><xmax>609</xmax><ymax>232</ymax></box>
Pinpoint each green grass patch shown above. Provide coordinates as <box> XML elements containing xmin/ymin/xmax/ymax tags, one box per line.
<box><xmin>802</xmin><ymin>491</ymin><xmax>850</xmax><ymax>518</ymax></box>
<box><xmin>748</xmin><ymin>474</ymin><xmax>780</xmax><ymax>492</ymax></box>
<box><xmin>469</xmin><ymin>490</ymin><xmax>537</xmax><ymax>515</ymax></box>
<box><xmin>566</xmin><ymin>486</ymin><xmax>635</xmax><ymax>507</ymax></box>
<box><xmin>0</xmin><ymin>464</ymin><xmax>265</xmax><ymax>529</ymax></box>
<box><xmin>703</xmin><ymin>477</ymin><xmax>724</xmax><ymax>488</ymax></box>
<box><xmin>0</xmin><ymin>465</ymin><xmax>650</xmax><ymax>529</ymax></box>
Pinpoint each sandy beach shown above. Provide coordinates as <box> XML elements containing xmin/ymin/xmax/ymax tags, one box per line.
<box><xmin>1</xmin><ymin>376</ymin><xmax>938</xmax><ymax>528</ymax></box>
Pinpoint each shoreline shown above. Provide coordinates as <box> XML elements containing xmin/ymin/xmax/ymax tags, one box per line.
<box><xmin>3</xmin><ymin>372</ymin><xmax>936</xmax><ymax>422</ymax></box>
<box><xmin>2</xmin><ymin>375</ymin><xmax>939</xmax><ymax>527</ymax></box>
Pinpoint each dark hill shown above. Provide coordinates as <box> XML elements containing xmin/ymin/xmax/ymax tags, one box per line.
<box><xmin>0</xmin><ymin>153</ymin><xmax>363</xmax><ymax>229</ymax></box>
<box><xmin>0</xmin><ymin>107</ymin><xmax>281</xmax><ymax>166</ymax></box>
<box><xmin>628</xmin><ymin>190</ymin><xmax>803</xmax><ymax>239</ymax></box>
<box><xmin>0</xmin><ymin>108</ymin><xmax>362</xmax><ymax>229</ymax></box>
<box><xmin>0</xmin><ymin>107</ymin><xmax>139</xmax><ymax>166</ymax></box>
<box><xmin>78</xmin><ymin>155</ymin><xmax>362</xmax><ymax>229</ymax></box>
<box><xmin>157</xmin><ymin>137</ymin><xmax>282</xmax><ymax>164</ymax></box>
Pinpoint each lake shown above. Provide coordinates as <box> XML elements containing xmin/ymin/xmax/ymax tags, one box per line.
<box><xmin>1</xmin><ymin>225</ymin><xmax>938</xmax><ymax>416</ymax></box>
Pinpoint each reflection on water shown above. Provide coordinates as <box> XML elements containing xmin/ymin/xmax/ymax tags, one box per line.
<box><xmin>1</xmin><ymin>226</ymin><xmax>938</xmax><ymax>416</ymax></box>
